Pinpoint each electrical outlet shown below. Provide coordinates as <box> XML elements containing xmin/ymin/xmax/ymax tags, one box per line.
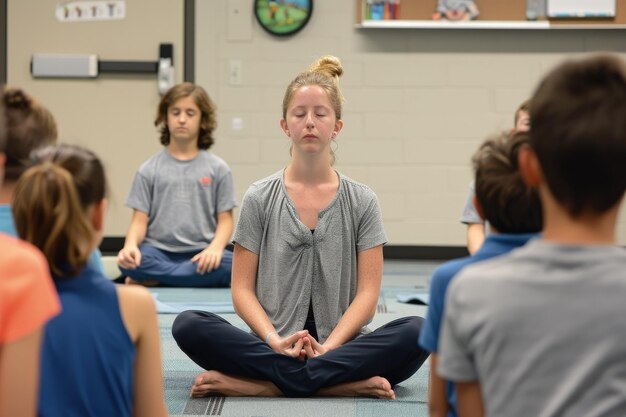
<box><xmin>229</xmin><ymin>60</ymin><xmax>242</xmax><ymax>86</ymax></box>
<box><xmin>231</xmin><ymin>117</ymin><xmax>244</xmax><ymax>131</ymax></box>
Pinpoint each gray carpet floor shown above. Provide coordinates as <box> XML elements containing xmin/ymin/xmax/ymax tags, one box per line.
<box><xmin>156</xmin><ymin>260</ymin><xmax>439</xmax><ymax>417</ymax></box>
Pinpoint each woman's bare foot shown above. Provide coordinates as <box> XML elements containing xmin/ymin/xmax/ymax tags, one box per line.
<box><xmin>191</xmin><ymin>370</ymin><xmax>281</xmax><ymax>397</ymax></box>
<box><xmin>318</xmin><ymin>376</ymin><xmax>395</xmax><ymax>400</ymax></box>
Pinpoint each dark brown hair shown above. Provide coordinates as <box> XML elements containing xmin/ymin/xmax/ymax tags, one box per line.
<box><xmin>3</xmin><ymin>87</ymin><xmax>58</xmax><ymax>182</ymax></box>
<box><xmin>13</xmin><ymin>145</ymin><xmax>106</xmax><ymax>278</ymax></box>
<box><xmin>529</xmin><ymin>54</ymin><xmax>626</xmax><ymax>217</ymax></box>
<box><xmin>473</xmin><ymin>131</ymin><xmax>542</xmax><ymax>234</ymax></box>
<box><xmin>155</xmin><ymin>82</ymin><xmax>217</xmax><ymax>150</ymax></box>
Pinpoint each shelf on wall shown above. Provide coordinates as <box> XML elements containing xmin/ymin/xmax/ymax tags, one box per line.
<box><xmin>355</xmin><ymin>0</ymin><xmax>626</xmax><ymax>30</ymax></box>
<box><xmin>357</xmin><ymin>19</ymin><xmax>547</xmax><ymax>29</ymax></box>
<box><xmin>356</xmin><ymin>19</ymin><xmax>626</xmax><ymax>30</ymax></box>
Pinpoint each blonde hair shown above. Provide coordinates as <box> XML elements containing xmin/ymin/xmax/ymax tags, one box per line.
<box><xmin>283</xmin><ymin>56</ymin><xmax>344</xmax><ymax>164</ymax></box>
<box><xmin>282</xmin><ymin>55</ymin><xmax>344</xmax><ymax>120</ymax></box>
<box><xmin>12</xmin><ymin>145</ymin><xmax>106</xmax><ymax>278</ymax></box>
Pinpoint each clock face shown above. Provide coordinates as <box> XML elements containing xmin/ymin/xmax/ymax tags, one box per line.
<box><xmin>254</xmin><ymin>0</ymin><xmax>313</xmax><ymax>36</ymax></box>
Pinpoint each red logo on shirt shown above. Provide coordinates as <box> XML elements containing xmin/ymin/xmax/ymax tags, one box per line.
<box><xmin>199</xmin><ymin>176</ymin><xmax>212</xmax><ymax>187</ymax></box>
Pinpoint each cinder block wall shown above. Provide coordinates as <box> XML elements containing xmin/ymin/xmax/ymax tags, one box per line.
<box><xmin>197</xmin><ymin>1</ymin><xmax>626</xmax><ymax>246</ymax></box>
<box><xmin>8</xmin><ymin>0</ymin><xmax>626</xmax><ymax>247</ymax></box>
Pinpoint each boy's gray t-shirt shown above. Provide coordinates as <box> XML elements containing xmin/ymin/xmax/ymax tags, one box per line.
<box><xmin>233</xmin><ymin>170</ymin><xmax>387</xmax><ymax>343</ymax></box>
<box><xmin>126</xmin><ymin>148</ymin><xmax>237</xmax><ymax>253</ymax></box>
<box><xmin>460</xmin><ymin>181</ymin><xmax>483</xmax><ymax>224</ymax></box>
<box><xmin>460</xmin><ymin>180</ymin><xmax>490</xmax><ymax>234</ymax></box>
<box><xmin>438</xmin><ymin>239</ymin><xmax>626</xmax><ymax>417</ymax></box>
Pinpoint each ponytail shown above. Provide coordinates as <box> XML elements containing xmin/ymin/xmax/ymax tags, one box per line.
<box><xmin>13</xmin><ymin>162</ymin><xmax>93</xmax><ymax>277</ymax></box>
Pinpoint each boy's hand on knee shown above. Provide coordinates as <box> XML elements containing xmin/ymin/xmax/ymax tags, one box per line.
<box><xmin>117</xmin><ymin>245</ymin><xmax>141</xmax><ymax>269</ymax></box>
<box><xmin>191</xmin><ymin>246</ymin><xmax>223</xmax><ymax>274</ymax></box>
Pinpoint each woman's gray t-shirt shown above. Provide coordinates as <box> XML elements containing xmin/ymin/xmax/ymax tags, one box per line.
<box><xmin>233</xmin><ymin>170</ymin><xmax>387</xmax><ymax>343</ymax></box>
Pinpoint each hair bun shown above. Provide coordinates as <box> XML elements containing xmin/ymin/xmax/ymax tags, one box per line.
<box><xmin>308</xmin><ymin>55</ymin><xmax>343</xmax><ymax>80</ymax></box>
<box><xmin>3</xmin><ymin>88</ymin><xmax>32</xmax><ymax>111</ymax></box>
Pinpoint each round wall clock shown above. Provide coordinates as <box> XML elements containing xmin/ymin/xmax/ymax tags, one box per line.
<box><xmin>254</xmin><ymin>0</ymin><xmax>313</xmax><ymax>36</ymax></box>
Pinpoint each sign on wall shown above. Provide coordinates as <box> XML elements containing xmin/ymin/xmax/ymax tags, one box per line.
<box><xmin>56</xmin><ymin>1</ymin><xmax>126</xmax><ymax>22</ymax></box>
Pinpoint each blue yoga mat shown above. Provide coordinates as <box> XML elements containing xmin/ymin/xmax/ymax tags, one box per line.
<box><xmin>152</xmin><ymin>292</ymin><xmax>235</xmax><ymax>314</ymax></box>
<box><xmin>396</xmin><ymin>292</ymin><xmax>429</xmax><ymax>305</ymax></box>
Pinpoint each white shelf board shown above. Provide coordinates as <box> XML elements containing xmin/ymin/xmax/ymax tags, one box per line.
<box><xmin>356</xmin><ymin>19</ymin><xmax>626</xmax><ymax>30</ymax></box>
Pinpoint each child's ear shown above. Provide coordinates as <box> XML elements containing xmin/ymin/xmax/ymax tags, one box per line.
<box><xmin>518</xmin><ymin>146</ymin><xmax>542</xmax><ymax>188</ymax></box>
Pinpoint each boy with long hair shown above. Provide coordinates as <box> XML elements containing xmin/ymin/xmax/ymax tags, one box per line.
<box><xmin>118</xmin><ymin>83</ymin><xmax>236</xmax><ymax>287</ymax></box>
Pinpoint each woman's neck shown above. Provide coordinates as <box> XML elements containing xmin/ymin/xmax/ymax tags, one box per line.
<box><xmin>286</xmin><ymin>156</ymin><xmax>335</xmax><ymax>185</ymax></box>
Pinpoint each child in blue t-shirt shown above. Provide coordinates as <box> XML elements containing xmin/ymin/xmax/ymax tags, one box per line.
<box><xmin>438</xmin><ymin>53</ymin><xmax>626</xmax><ymax>417</ymax></box>
<box><xmin>461</xmin><ymin>100</ymin><xmax>530</xmax><ymax>254</ymax></box>
<box><xmin>419</xmin><ymin>131</ymin><xmax>542</xmax><ymax>417</ymax></box>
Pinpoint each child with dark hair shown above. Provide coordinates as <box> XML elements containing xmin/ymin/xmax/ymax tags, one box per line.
<box><xmin>117</xmin><ymin>83</ymin><xmax>236</xmax><ymax>287</ymax></box>
<box><xmin>461</xmin><ymin>100</ymin><xmax>530</xmax><ymax>254</ymax></box>
<box><xmin>0</xmin><ymin>87</ymin><xmax>57</xmax><ymax>235</ymax></box>
<box><xmin>13</xmin><ymin>144</ymin><xmax>167</xmax><ymax>417</ymax></box>
<box><xmin>419</xmin><ymin>131</ymin><xmax>541</xmax><ymax>417</ymax></box>
<box><xmin>0</xmin><ymin>87</ymin><xmax>105</xmax><ymax>273</ymax></box>
<box><xmin>438</xmin><ymin>54</ymin><xmax>626</xmax><ymax>417</ymax></box>
<box><xmin>0</xmin><ymin>89</ymin><xmax>60</xmax><ymax>417</ymax></box>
